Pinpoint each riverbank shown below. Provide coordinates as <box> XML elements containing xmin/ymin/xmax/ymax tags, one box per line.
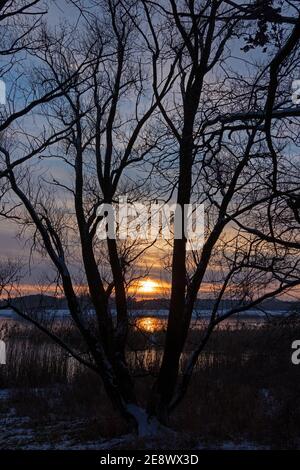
<box><xmin>0</xmin><ymin>318</ymin><xmax>300</xmax><ymax>449</ymax></box>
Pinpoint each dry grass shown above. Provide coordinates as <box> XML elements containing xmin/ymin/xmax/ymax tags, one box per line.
<box><xmin>1</xmin><ymin>317</ymin><xmax>300</xmax><ymax>448</ymax></box>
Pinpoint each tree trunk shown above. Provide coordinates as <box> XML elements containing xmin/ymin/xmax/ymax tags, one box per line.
<box><xmin>147</xmin><ymin>130</ymin><xmax>193</xmax><ymax>423</ymax></box>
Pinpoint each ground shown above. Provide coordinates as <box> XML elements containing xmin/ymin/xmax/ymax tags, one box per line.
<box><xmin>1</xmin><ymin>319</ymin><xmax>300</xmax><ymax>449</ymax></box>
<box><xmin>0</xmin><ymin>389</ymin><xmax>271</xmax><ymax>450</ymax></box>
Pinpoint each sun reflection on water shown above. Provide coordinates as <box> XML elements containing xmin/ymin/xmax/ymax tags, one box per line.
<box><xmin>135</xmin><ymin>317</ymin><xmax>165</xmax><ymax>333</ymax></box>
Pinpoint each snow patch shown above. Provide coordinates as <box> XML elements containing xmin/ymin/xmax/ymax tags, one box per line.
<box><xmin>127</xmin><ymin>404</ymin><xmax>160</xmax><ymax>437</ymax></box>
<box><xmin>196</xmin><ymin>440</ymin><xmax>270</xmax><ymax>450</ymax></box>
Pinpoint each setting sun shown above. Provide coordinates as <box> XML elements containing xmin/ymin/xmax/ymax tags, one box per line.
<box><xmin>128</xmin><ymin>278</ymin><xmax>170</xmax><ymax>298</ymax></box>
<box><xmin>139</xmin><ymin>280</ymin><xmax>157</xmax><ymax>294</ymax></box>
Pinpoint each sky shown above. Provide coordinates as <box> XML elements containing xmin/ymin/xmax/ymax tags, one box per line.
<box><xmin>1</xmin><ymin>1</ymin><xmax>300</xmax><ymax>301</ymax></box>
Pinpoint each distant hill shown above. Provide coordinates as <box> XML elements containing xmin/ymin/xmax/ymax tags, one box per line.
<box><xmin>0</xmin><ymin>294</ymin><xmax>67</xmax><ymax>310</ymax></box>
<box><xmin>0</xmin><ymin>294</ymin><xmax>298</xmax><ymax>312</ymax></box>
<box><xmin>130</xmin><ymin>297</ymin><xmax>297</xmax><ymax>311</ymax></box>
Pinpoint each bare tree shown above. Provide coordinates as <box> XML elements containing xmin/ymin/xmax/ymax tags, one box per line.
<box><xmin>0</xmin><ymin>0</ymin><xmax>175</xmax><ymax>430</ymax></box>
<box><xmin>0</xmin><ymin>0</ymin><xmax>300</xmax><ymax>432</ymax></box>
<box><xmin>140</xmin><ymin>0</ymin><xmax>300</xmax><ymax>422</ymax></box>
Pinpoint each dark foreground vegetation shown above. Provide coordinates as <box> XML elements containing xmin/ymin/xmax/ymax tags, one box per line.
<box><xmin>0</xmin><ymin>317</ymin><xmax>300</xmax><ymax>449</ymax></box>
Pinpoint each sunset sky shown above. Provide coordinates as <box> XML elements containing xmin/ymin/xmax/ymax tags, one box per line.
<box><xmin>1</xmin><ymin>1</ymin><xmax>299</xmax><ymax>304</ymax></box>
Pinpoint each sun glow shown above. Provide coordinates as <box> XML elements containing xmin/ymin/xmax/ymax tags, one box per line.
<box><xmin>138</xmin><ymin>279</ymin><xmax>158</xmax><ymax>294</ymax></box>
<box><xmin>136</xmin><ymin>317</ymin><xmax>164</xmax><ymax>333</ymax></box>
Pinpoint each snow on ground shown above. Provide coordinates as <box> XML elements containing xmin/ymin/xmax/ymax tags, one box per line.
<box><xmin>0</xmin><ymin>388</ymin><xmax>269</xmax><ymax>450</ymax></box>
<box><xmin>126</xmin><ymin>404</ymin><xmax>170</xmax><ymax>438</ymax></box>
<box><xmin>0</xmin><ymin>412</ymin><xmax>128</xmax><ymax>450</ymax></box>
<box><xmin>196</xmin><ymin>441</ymin><xmax>270</xmax><ymax>450</ymax></box>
